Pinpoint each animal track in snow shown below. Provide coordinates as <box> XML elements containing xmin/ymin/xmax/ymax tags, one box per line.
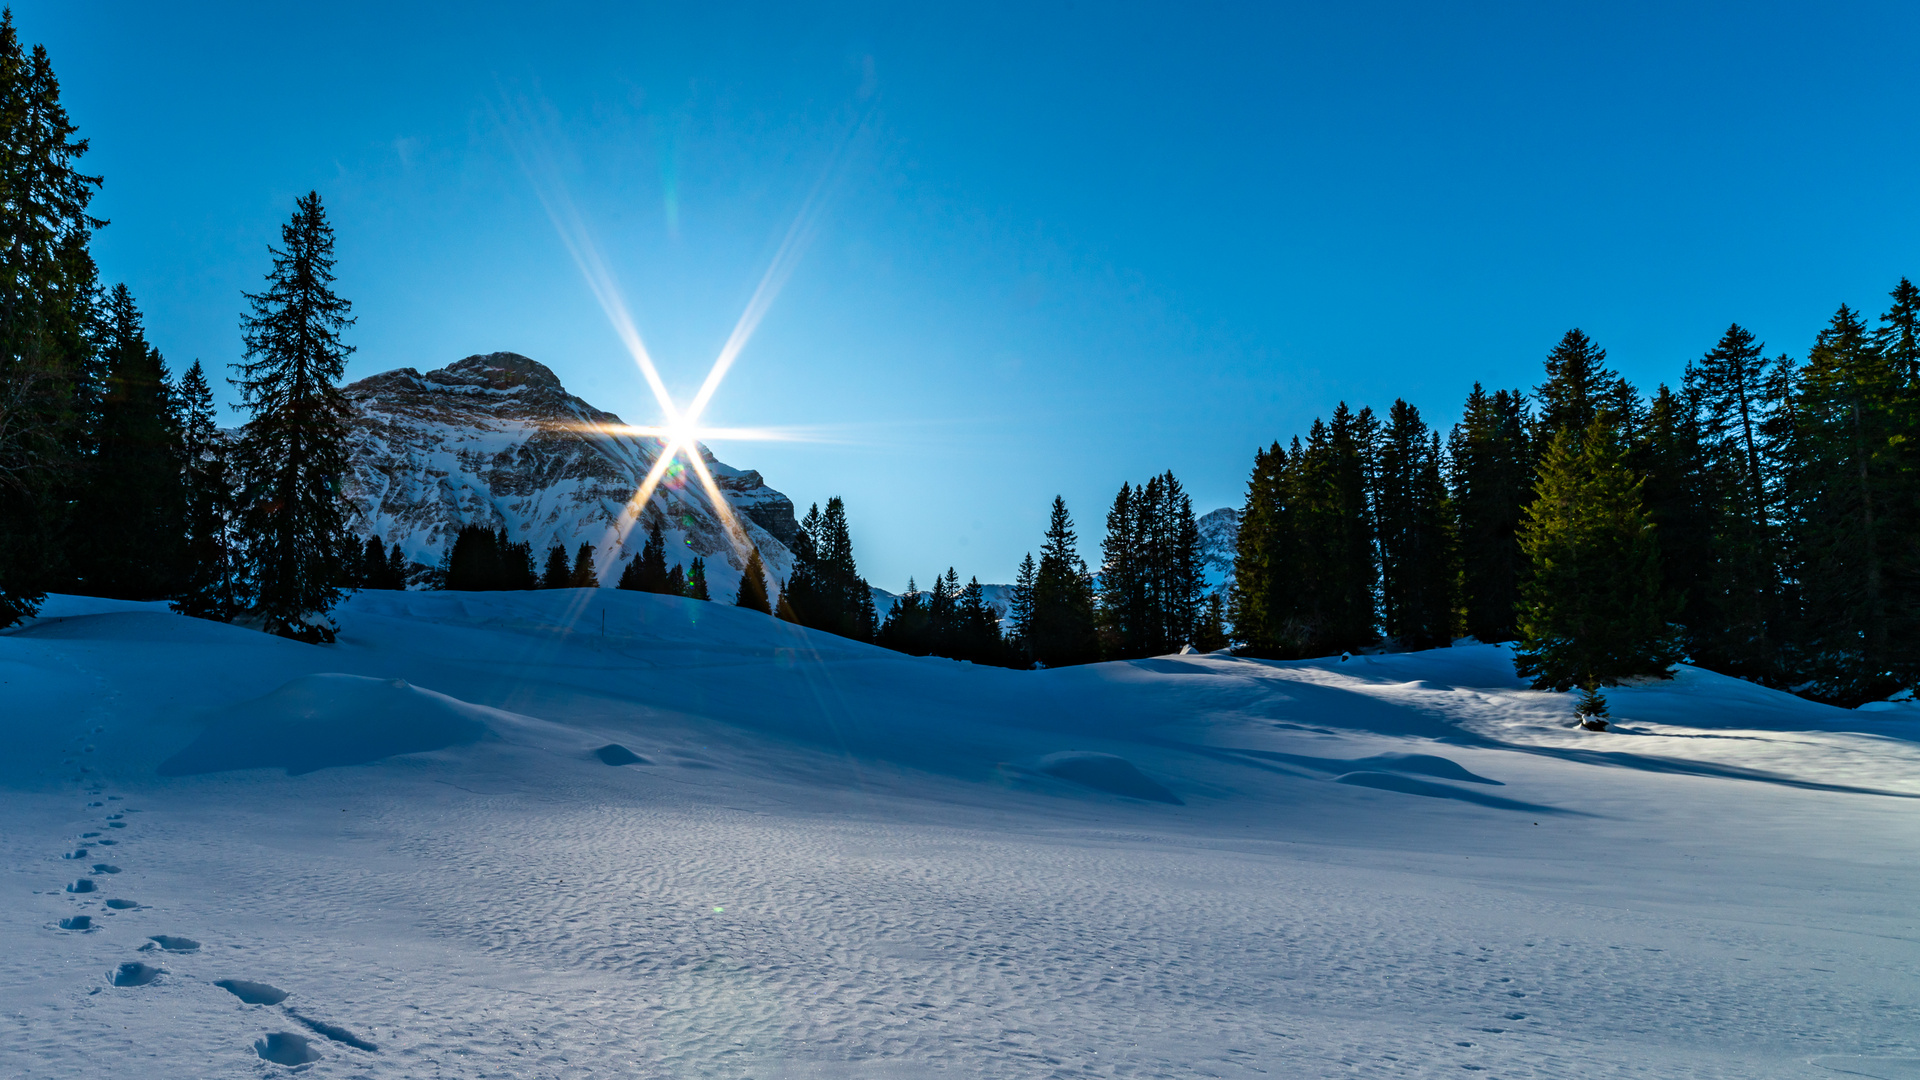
<box><xmin>90</xmin><ymin>863</ymin><xmax>120</xmax><ymax>874</ymax></box>
<box><xmin>65</xmin><ymin>879</ymin><xmax>95</xmax><ymax>893</ymax></box>
<box><xmin>147</xmin><ymin>935</ymin><xmax>199</xmax><ymax>952</ymax></box>
<box><xmin>57</xmin><ymin>916</ymin><xmax>91</xmax><ymax>931</ymax></box>
<box><xmin>94</xmin><ymin>838</ymin><xmax>115</xmax><ymax>845</ymax></box>
<box><xmin>80</xmin><ymin>832</ymin><xmax>99</xmax><ymax>838</ymax></box>
<box><xmin>106</xmin><ymin>821</ymin><xmax>125</xmax><ymax>828</ymax></box>
<box><xmin>255</xmin><ymin>1031</ymin><xmax>320</xmax><ymax>1065</ymax></box>
<box><xmin>110</xmin><ymin>962</ymin><xmax>164</xmax><ymax>987</ymax></box>
<box><xmin>62</xmin><ymin>849</ymin><xmax>87</xmax><ymax>859</ymax></box>
<box><xmin>103</xmin><ymin>898</ymin><xmax>138</xmax><ymax>910</ymax></box>
<box><xmin>214</xmin><ymin>979</ymin><xmax>289</xmax><ymax>1005</ymax></box>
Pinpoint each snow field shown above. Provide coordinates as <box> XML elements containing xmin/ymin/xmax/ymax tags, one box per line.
<box><xmin>3</xmin><ymin>590</ymin><xmax>1919</xmax><ymax>1077</ymax></box>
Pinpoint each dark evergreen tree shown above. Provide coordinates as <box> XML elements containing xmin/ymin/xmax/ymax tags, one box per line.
<box><xmin>543</xmin><ymin>544</ymin><xmax>571</xmax><ymax>589</ymax></box>
<box><xmin>1788</xmin><ymin>303</ymin><xmax>1915</xmax><ymax>701</ymax></box>
<box><xmin>877</xmin><ymin>576</ymin><xmax>933</xmax><ymax>655</ymax></box>
<box><xmin>955</xmin><ymin>576</ymin><xmax>1004</xmax><ymax>663</ymax></box>
<box><xmin>1194</xmin><ymin>592</ymin><xmax>1228</xmax><ymax>653</ymax></box>
<box><xmin>1100</xmin><ymin>472</ymin><xmax>1204</xmax><ymax>657</ymax></box>
<box><xmin>232</xmin><ymin>192</ymin><xmax>354</xmax><ymax>642</ymax></box>
<box><xmin>1228</xmin><ymin>441</ymin><xmax>1291</xmax><ymax>655</ymax></box>
<box><xmin>1636</xmin><ymin>383</ymin><xmax>1714</xmax><ymax>661</ymax></box>
<box><xmin>1684</xmin><ymin>323</ymin><xmax>1781</xmax><ymax>681</ymax></box>
<box><xmin>666</xmin><ymin>563</ymin><xmax>685</xmax><ymax>596</ymax></box>
<box><xmin>1514</xmin><ymin>419</ymin><xmax>1680</xmax><ymax>690</ymax></box>
<box><xmin>684</xmin><ymin>556</ymin><xmax>710</xmax><ymax>601</ymax></box>
<box><xmin>0</xmin><ymin>12</ymin><xmax>105</xmax><ymax>626</ymax></box>
<box><xmin>1375</xmin><ymin>401</ymin><xmax>1456</xmax><ymax>649</ymax></box>
<box><xmin>1534</xmin><ymin>329</ymin><xmax>1620</xmax><ymax>446</ymax></box>
<box><xmin>634</xmin><ymin>521</ymin><xmax>671</xmax><ymax>592</ymax></box>
<box><xmin>357</xmin><ymin>535</ymin><xmax>386</xmax><ymax>589</ymax></box>
<box><xmin>1007</xmin><ymin>552</ymin><xmax>1036</xmax><ymax>657</ymax></box>
<box><xmin>172</xmin><ymin>360</ymin><xmax>245</xmax><ymax>620</ymax></box>
<box><xmin>1875</xmin><ymin>277</ymin><xmax>1920</xmax><ymax>383</ymax></box>
<box><xmin>67</xmin><ymin>284</ymin><xmax>183</xmax><ymax>598</ymax></box>
<box><xmin>444</xmin><ymin>525</ymin><xmax>534</xmax><ymax>590</ymax></box>
<box><xmin>1098</xmin><ymin>481</ymin><xmax>1145</xmax><ymax>655</ymax></box>
<box><xmin>734</xmin><ymin>547</ymin><xmax>772</xmax><ymax>613</ymax></box>
<box><xmin>1448</xmin><ymin>385</ymin><xmax>1530</xmax><ymax>642</ymax></box>
<box><xmin>781</xmin><ymin>497</ymin><xmax>876</xmax><ymax>641</ymax></box>
<box><xmin>1027</xmin><ymin>497</ymin><xmax>1098</xmax><ymax>667</ymax></box>
<box><xmin>385</xmin><ymin>541</ymin><xmax>408</xmax><ymax>590</ymax></box>
<box><xmin>568</xmin><ymin>543</ymin><xmax>597</xmax><ymax>588</ymax></box>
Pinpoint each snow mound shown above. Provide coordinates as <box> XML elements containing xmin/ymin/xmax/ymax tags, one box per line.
<box><xmin>1332</xmin><ymin>771</ymin><xmax>1568</xmax><ymax>813</ymax></box>
<box><xmin>158</xmin><ymin>674</ymin><xmax>496</xmax><ymax>776</ymax></box>
<box><xmin>1037</xmin><ymin>751</ymin><xmax>1182</xmax><ymax>804</ymax></box>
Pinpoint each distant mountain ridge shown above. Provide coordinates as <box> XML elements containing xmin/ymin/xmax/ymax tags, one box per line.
<box><xmin>341</xmin><ymin>352</ymin><xmax>798</xmax><ymax>597</ymax></box>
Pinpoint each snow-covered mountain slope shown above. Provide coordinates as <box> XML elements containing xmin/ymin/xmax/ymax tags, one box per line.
<box><xmin>1197</xmin><ymin>505</ymin><xmax>1238</xmax><ymax>596</ymax></box>
<box><xmin>343</xmin><ymin>351</ymin><xmax>798</xmax><ymax>597</ymax></box>
<box><xmin>5</xmin><ymin>592</ymin><xmax>1920</xmax><ymax>1077</ymax></box>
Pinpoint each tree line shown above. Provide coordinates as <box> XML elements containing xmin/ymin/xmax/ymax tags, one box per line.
<box><xmin>1231</xmin><ymin>309</ymin><xmax>1920</xmax><ymax>708</ymax></box>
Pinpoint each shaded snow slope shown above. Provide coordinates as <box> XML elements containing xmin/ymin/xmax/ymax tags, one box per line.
<box><xmin>3</xmin><ymin>591</ymin><xmax>1919</xmax><ymax>1078</ymax></box>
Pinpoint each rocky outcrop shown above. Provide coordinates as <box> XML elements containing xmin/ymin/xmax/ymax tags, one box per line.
<box><xmin>342</xmin><ymin>352</ymin><xmax>797</xmax><ymax>595</ymax></box>
<box><xmin>1196</xmin><ymin>506</ymin><xmax>1239</xmax><ymax>596</ymax></box>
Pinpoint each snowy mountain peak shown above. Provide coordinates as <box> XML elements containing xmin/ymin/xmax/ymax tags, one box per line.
<box><xmin>341</xmin><ymin>352</ymin><xmax>798</xmax><ymax>595</ymax></box>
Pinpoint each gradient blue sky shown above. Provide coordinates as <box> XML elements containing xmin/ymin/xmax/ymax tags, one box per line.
<box><xmin>25</xmin><ymin>1</ymin><xmax>1920</xmax><ymax>588</ymax></box>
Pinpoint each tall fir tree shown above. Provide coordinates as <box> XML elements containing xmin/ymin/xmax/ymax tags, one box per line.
<box><xmin>1374</xmin><ymin>401</ymin><xmax>1456</xmax><ymax>649</ymax></box>
<box><xmin>684</xmin><ymin>556</ymin><xmax>710</xmax><ymax>601</ymax></box>
<box><xmin>1448</xmin><ymin>385</ymin><xmax>1531</xmax><ymax>642</ymax></box>
<box><xmin>1534</xmin><ymin>329</ymin><xmax>1620</xmax><ymax>447</ymax></box>
<box><xmin>1028</xmin><ymin>496</ymin><xmax>1098</xmax><ymax>667</ymax></box>
<box><xmin>733</xmin><ymin>547</ymin><xmax>773</xmax><ymax>614</ymax></box>
<box><xmin>0</xmin><ymin>12</ymin><xmax>105</xmax><ymax>626</ymax></box>
<box><xmin>877</xmin><ymin>575</ymin><xmax>933</xmax><ymax>655</ymax></box>
<box><xmin>233</xmin><ymin>192</ymin><xmax>354</xmax><ymax>642</ymax></box>
<box><xmin>618</xmin><ymin>520</ymin><xmax>670</xmax><ymax>592</ymax></box>
<box><xmin>1006</xmin><ymin>552</ymin><xmax>1037</xmax><ymax>659</ymax></box>
<box><xmin>1228</xmin><ymin>441</ymin><xmax>1291</xmax><ymax>655</ymax></box>
<box><xmin>1788</xmin><ymin>303</ymin><xmax>1915</xmax><ymax>701</ymax></box>
<box><xmin>1513</xmin><ymin>419</ymin><xmax>1680</xmax><ymax>691</ymax></box>
<box><xmin>172</xmin><ymin>360</ymin><xmax>245</xmax><ymax>619</ymax></box>
<box><xmin>1635</xmin><ymin>383</ymin><xmax>1714</xmax><ymax>659</ymax></box>
<box><xmin>68</xmin><ymin>284</ymin><xmax>183</xmax><ymax>598</ymax></box>
<box><xmin>543</xmin><ymin>544</ymin><xmax>571</xmax><ymax>588</ymax></box>
<box><xmin>568</xmin><ymin>543</ymin><xmax>598</xmax><ymax>588</ymax></box>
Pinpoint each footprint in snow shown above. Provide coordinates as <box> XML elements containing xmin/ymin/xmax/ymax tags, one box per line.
<box><xmin>215</xmin><ymin>979</ymin><xmax>289</xmax><ymax>1005</ymax></box>
<box><xmin>90</xmin><ymin>863</ymin><xmax>120</xmax><ymax>874</ymax></box>
<box><xmin>111</xmin><ymin>962</ymin><xmax>164</xmax><ymax>987</ymax></box>
<box><xmin>289</xmin><ymin>1010</ymin><xmax>378</xmax><ymax>1051</ymax></box>
<box><xmin>106</xmin><ymin>821</ymin><xmax>125</xmax><ymax>828</ymax></box>
<box><xmin>62</xmin><ymin>849</ymin><xmax>88</xmax><ymax>860</ymax></box>
<box><xmin>103</xmin><ymin>898</ymin><xmax>138</xmax><ymax>910</ymax></box>
<box><xmin>58</xmin><ymin>916</ymin><xmax>92</xmax><ymax>931</ymax></box>
<box><xmin>147</xmin><ymin>935</ymin><xmax>199</xmax><ymax>952</ymax></box>
<box><xmin>255</xmin><ymin>1031</ymin><xmax>321</xmax><ymax>1066</ymax></box>
<box><xmin>66</xmin><ymin>879</ymin><xmax>96</xmax><ymax>893</ymax></box>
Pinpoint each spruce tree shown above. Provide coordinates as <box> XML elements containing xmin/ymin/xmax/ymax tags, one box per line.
<box><xmin>733</xmin><ymin>547</ymin><xmax>772</xmax><ymax>613</ymax></box>
<box><xmin>1028</xmin><ymin>497</ymin><xmax>1098</xmax><ymax>667</ymax></box>
<box><xmin>0</xmin><ymin>13</ymin><xmax>105</xmax><ymax>627</ymax></box>
<box><xmin>1194</xmin><ymin>592</ymin><xmax>1228</xmax><ymax>653</ymax></box>
<box><xmin>1636</xmin><ymin>383</ymin><xmax>1713</xmax><ymax>659</ymax></box>
<box><xmin>1375</xmin><ymin>401</ymin><xmax>1456</xmax><ymax>649</ymax></box>
<box><xmin>568</xmin><ymin>543</ymin><xmax>597</xmax><ymax>588</ymax></box>
<box><xmin>1449</xmin><ymin>385</ymin><xmax>1530</xmax><ymax>642</ymax></box>
<box><xmin>1534</xmin><ymin>329</ymin><xmax>1620</xmax><ymax>446</ymax></box>
<box><xmin>1007</xmin><ymin>552</ymin><xmax>1037</xmax><ymax>658</ymax></box>
<box><xmin>1789</xmin><ymin>303</ymin><xmax>1914</xmax><ymax>701</ymax></box>
<box><xmin>68</xmin><ymin>284</ymin><xmax>184</xmax><ymax>598</ymax></box>
<box><xmin>172</xmin><ymin>360</ymin><xmax>245</xmax><ymax>620</ymax></box>
<box><xmin>543</xmin><ymin>544</ymin><xmax>570</xmax><ymax>588</ymax></box>
<box><xmin>446</xmin><ymin>525</ymin><xmax>501</xmax><ymax>591</ymax></box>
<box><xmin>358</xmin><ymin>535</ymin><xmax>386</xmax><ymax>589</ymax></box>
<box><xmin>1685</xmin><ymin>324</ymin><xmax>1781</xmax><ymax>681</ymax></box>
<box><xmin>635</xmin><ymin>521</ymin><xmax>670</xmax><ymax>592</ymax></box>
<box><xmin>684</xmin><ymin>556</ymin><xmax>710</xmax><ymax>601</ymax></box>
<box><xmin>666</xmin><ymin>563</ymin><xmax>685</xmax><ymax>596</ymax></box>
<box><xmin>1513</xmin><ymin>419</ymin><xmax>1679</xmax><ymax>691</ymax></box>
<box><xmin>385</xmin><ymin>541</ymin><xmax>408</xmax><ymax>590</ymax></box>
<box><xmin>877</xmin><ymin>576</ymin><xmax>933</xmax><ymax>655</ymax></box>
<box><xmin>232</xmin><ymin>192</ymin><xmax>354</xmax><ymax>642</ymax></box>
<box><xmin>1228</xmin><ymin>442</ymin><xmax>1291</xmax><ymax>655</ymax></box>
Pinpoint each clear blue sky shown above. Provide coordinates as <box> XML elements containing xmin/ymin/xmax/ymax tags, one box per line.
<box><xmin>25</xmin><ymin>1</ymin><xmax>1920</xmax><ymax>589</ymax></box>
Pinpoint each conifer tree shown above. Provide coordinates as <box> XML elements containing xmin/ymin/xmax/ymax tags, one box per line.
<box><xmin>0</xmin><ymin>13</ymin><xmax>105</xmax><ymax>626</ymax></box>
<box><xmin>878</xmin><ymin>576</ymin><xmax>932</xmax><ymax>655</ymax></box>
<box><xmin>1228</xmin><ymin>441</ymin><xmax>1291</xmax><ymax>655</ymax></box>
<box><xmin>1028</xmin><ymin>497</ymin><xmax>1098</xmax><ymax>667</ymax></box>
<box><xmin>667</xmin><ymin>563</ymin><xmax>685</xmax><ymax>596</ymax></box>
<box><xmin>568</xmin><ymin>543</ymin><xmax>597</xmax><ymax>588</ymax></box>
<box><xmin>543</xmin><ymin>544</ymin><xmax>570</xmax><ymax>588</ymax></box>
<box><xmin>172</xmin><ymin>360</ymin><xmax>245</xmax><ymax>620</ymax></box>
<box><xmin>1684</xmin><ymin>324</ymin><xmax>1781</xmax><ymax>680</ymax></box>
<box><xmin>781</xmin><ymin>503</ymin><xmax>827</xmax><ymax>622</ymax></box>
<box><xmin>68</xmin><ymin>284</ymin><xmax>183</xmax><ymax>598</ymax></box>
<box><xmin>1514</xmin><ymin>419</ymin><xmax>1679</xmax><ymax>691</ymax></box>
<box><xmin>1007</xmin><ymin>552</ymin><xmax>1037</xmax><ymax>658</ymax></box>
<box><xmin>447</xmin><ymin>525</ymin><xmax>502</xmax><ymax>591</ymax></box>
<box><xmin>1449</xmin><ymin>385</ymin><xmax>1530</xmax><ymax>642</ymax></box>
<box><xmin>232</xmin><ymin>192</ymin><xmax>354</xmax><ymax>641</ymax></box>
<box><xmin>956</xmin><ymin>576</ymin><xmax>1003</xmax><ymax>663</ymax></box>
<box><xmin>358</xmin><ymin>535</ymin><xmax>385</xmax><ymax>589</ymax></box>
<box><xmin>1534</xmin><ymin>329</ymin><xmax>1620</xmax><ymax>446</ymax></box>
<box><xmin>386</xmin><ymin>541</ymin><xmax>408</xmax><ymax>590</ymax></box>
<box><xmin>684</xmin><ymin>556</ymin><xmax>710</xmax><ymax>601</ymax></box>
<box><xmin>734</xmin><ymin>547</ymin><xmax>772</xmax><ymax>614</ymax></box>
<box><xmin>636</xmin><ymin>521</ymin><xmax>670</xmax><ymax>592</ymax></box>
<box><xmin>1788</xmin><ymin>303</ymin><xmax>1915</xmax><ymax>700</ymax></box>
<box><xmin>1375</xmin><ymin>401</ymin><xmax>1456</xmax><ymax>649</ymax></box>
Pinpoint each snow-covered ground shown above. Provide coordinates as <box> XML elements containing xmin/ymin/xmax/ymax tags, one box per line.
<box><xmin>3</xmin><ymin>591</ymin><xmax>1918</xmax><ymax>1078</ymax></box>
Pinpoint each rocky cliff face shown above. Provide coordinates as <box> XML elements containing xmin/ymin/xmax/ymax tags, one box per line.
<box><xmin>1196</xmin><ymin>506</ymin><xmax>1239</xmax><ymax>597</ymax></box>
<box><xmin>342</xmin><ymin>352</ymin><xmax>797</xmax><ymax>595</ymax></box>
